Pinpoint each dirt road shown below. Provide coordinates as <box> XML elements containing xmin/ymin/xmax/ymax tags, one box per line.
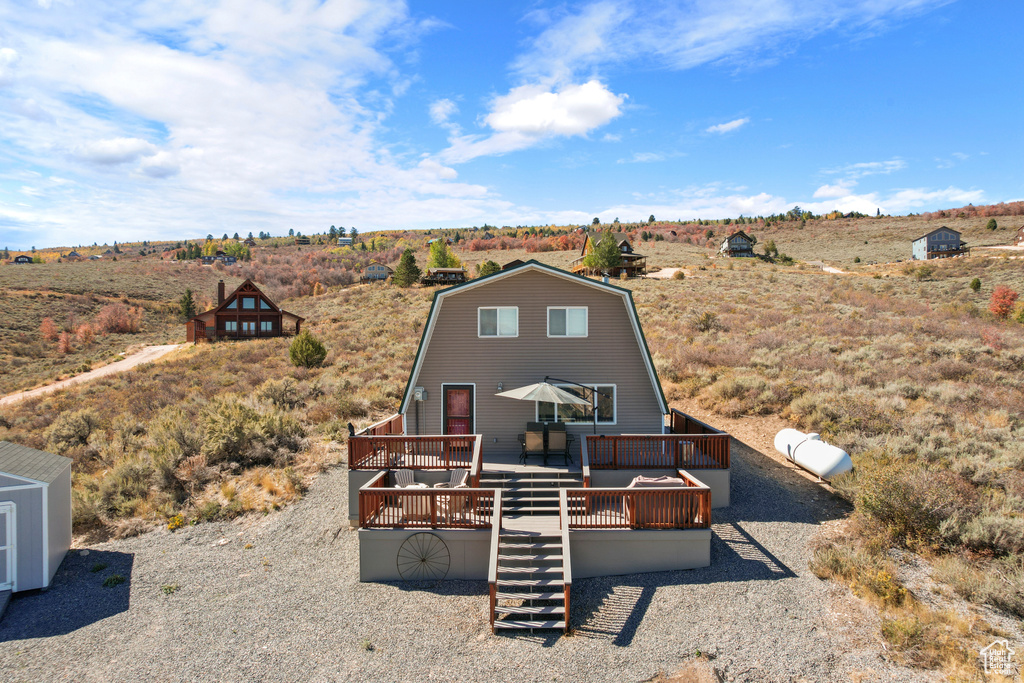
<box><xmin>0</xmin><ymin>344</ymin><xmax>186</xmax><ymax>407</ymax></box>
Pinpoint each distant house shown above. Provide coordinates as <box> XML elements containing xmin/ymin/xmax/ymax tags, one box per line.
<box><xmin>88</xmin><ymin>255</ymin><xmax>101</xmax><ymax>261</ymax></box>
<box><xmin>502</xmin><ymin>259</ymin><xmax>525</xmax><ymax>270</ymax></box>
<box><xmin>200</xmin><ymin>254</ymin><xmax>237</xmax><ymax>266</ymax></box>
<box><xmin>1016</xmin><ymin>225</ymin><xmax>1024</xmax><ymax>247</ymax></box>
<box><xmin>912</xmin><ymin>227</ymin><xmax>967</xmax><ymax>260</ymax></box>
<box><xmin>426</xmin><ymin>237</ymin><xmax>453</xmax><ymax>246</ymax></box>
<box><xmin>294</xmin><ymin>236</ymin><xmax>311</xmax><ymax>246</ymax></box>
<box><xmin>360</xmin><ymin>261</ymin><xmax>393</xmax><ymax>282</ymax></box>
<box><xmin>64</xmin><ymin>251</ymin><xmax>84</xmax><ymax>262</ymax></box>
<box><xmin>186</xmin><ymin>279</ymin><xmax>303</xmax><ymax>343</ymax></box>
<box><xmin>719</xmin><ymin>231</ymin><xmax>756</xmax><ymax>257</ymax></box>
<box><xmin>13</xmin><ymin>255</ymin><xmax>33</xmax><ymax>265</ymax></box>
<box><xmin>422</xmin><ymin>267</ymin><xmax>467</xmax><ymax>285</ymax></box>
<box><xmin>337</xmin><ymin>237</ymin><xmax>353</xmax><ymax>247</ymax></box>
<box><xmin>242</xmin><ymin>238</ymin><xmax>257</xmax><ymax>247</ymax></box>
<box><xmin>570</xmin><ymin>232</ymin><xmax>647</xmax><ymax>277</ymax></box>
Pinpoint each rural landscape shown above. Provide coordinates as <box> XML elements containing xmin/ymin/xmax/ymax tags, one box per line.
<box><xmin>1</xmin><ymin>205</ymin><xmax>1022</xmax><ymax>681</ymax></box>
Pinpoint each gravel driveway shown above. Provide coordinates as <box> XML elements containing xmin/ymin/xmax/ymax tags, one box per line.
<box><xmin>0</xmin><ymin>439</ymin><xmax>934</xmax><ymax>683</ymax></box>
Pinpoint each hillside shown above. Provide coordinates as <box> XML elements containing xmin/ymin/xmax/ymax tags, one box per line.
<box><xmin>1</xmin><ymin>209</ymin><xmax>1023</xmax><ymax>676</ymax></box>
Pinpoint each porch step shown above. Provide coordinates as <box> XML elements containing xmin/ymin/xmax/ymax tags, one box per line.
<box><xmin>495</xmin><ymin>578</ymin><xmax>564</xmax><ymax>589</ymax></box>
<box><xmin>498</xmin><ymin>554</ymin><xmax>563</xmax><ymax>562</ymax></box>
<box><xmin>493</xmin><ymin>620</ymin><xmax>566</xmax><ymax>631</ymax></box>
<box><xmin>497</xmin><ymin>566</ymin><xmax>562</xmax><ymax>576</ymax></box>
<box><xmin>494</xmin><ymin>604</ymin><xmax>564</xmax><ymax>616</ymax></box>
<box><xmin>495</xmin><ymin>590</ymin><xmax>563</xmax><ymax>601</ymax></box>
<box><xmin>498</xmin><ymin>542</ymin><xmax>561</xmax><ymax>551</ymax></box>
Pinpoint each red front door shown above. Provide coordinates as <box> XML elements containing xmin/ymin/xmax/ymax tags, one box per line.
<box><xmin>444</xmin><ymin>386</ymin><xmax>473</xmax><ymax>435</ymax></box>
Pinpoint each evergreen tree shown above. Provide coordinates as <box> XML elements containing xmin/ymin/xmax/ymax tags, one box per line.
<box><xmin>179</xmin><ymin>289</ymin><xmax>197</xmax><ymax>321</ymax></box>
<box><xmin>329</xmin><ymin>226</ymin><xmax>338</xmax><ymax>238</ymax></box>
<box><xmin>349</xmin><ymin>227</ymin><xmax>358</xmax><ymax>239</ymax></box>
<box><xmin>393</xmin><ymin>248</ymin><xmax>421</xmax><ymax>287</ymax></box>
<box><xmin>289</xmin><ymin>330</ymin><xmax>328</xmax><ymax>368</ymax></box>
<box><xmin>233</xmin><ymin>232</ymin><xmax>240</xmax><ymax>240</ymax></box>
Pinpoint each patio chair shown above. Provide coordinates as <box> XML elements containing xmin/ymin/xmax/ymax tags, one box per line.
<box><xmin>433</xmin><ymin>468</ymin><xmax>468</xmax><ymax>489</ymax></box>
<box><xmin>399</xmin><ymin>482</ymin><xmax>431</xmax><ymax>521</ymax></box>
<box><xmin>394</xmin><ymin>469</ymin><xmax>415</xmax><ymax>488</ymax></box>
<box><xmin>545</xmin><ymin>423</ymin><xmax>574</xmax><ymax>465</ymax></box>
<box><xmin>520</xmin><ymin>422</ymin><xmax>546</xmax><ymax>464</ymax></box>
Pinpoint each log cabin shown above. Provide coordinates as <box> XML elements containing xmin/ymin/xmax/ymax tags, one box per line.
<box><xmin>186</xmin><ymin>279</ymin><xmax>303</xmax><ymax>343</ymax></box>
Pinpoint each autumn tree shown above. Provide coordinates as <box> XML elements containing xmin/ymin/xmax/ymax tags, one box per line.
<box><xmin>57</xmin><ymin>331</ymin><xmax>73</xmax><ymax>354</ymax></box>
<box><xmin>40</xmin><ymin>317</ymin><xmax>59</xmax><ymax>342</ymax></box>
<box><xmin>427</xmin><ymin>240</ymin><xmax>461</xmax><ymax>269</ymax></box>
<box><xmin>989</xmin><ymin>285</ymin><xmax>1019</xmax><ymax>319</ymax></box>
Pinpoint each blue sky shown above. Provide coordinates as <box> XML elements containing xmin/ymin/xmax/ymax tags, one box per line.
<box><xmin>0</xmin><ymin>0</ymin><xmax>1021</xmax><ymax>249</ymax></box>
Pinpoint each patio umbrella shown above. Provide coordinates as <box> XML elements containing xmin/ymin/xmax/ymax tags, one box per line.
<box><xmin>495</xmin><ymin>382</ymin><xmax>591</xmax><ymax>405</ymax></box>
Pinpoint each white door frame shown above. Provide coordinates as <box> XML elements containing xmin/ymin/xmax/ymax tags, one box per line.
<box><xmin>0</xmin><ymin>501</ymin><xmax>15</xmax><ymax>592</ymax></box>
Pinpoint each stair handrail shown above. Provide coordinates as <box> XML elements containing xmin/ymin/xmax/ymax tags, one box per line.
<box><xmin>487</xmin><ymin>490</ymin><xmax>503</xmax><ymax>631</ymax></box>
<box><xmin>580</xmin><ymin>438</ymin><xmax>591</xmax><ymax>487</ymax></box>
<box><xmin>559</xmin><ymin>488</ymin><xmax>572</xmax><ymax>634</ymax></box>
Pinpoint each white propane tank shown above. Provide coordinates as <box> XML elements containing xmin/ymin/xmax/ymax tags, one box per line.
<box><xmin>774</xmin><ymin>428</ymin><xmax>853</xmax><ymax>480</ymax></box>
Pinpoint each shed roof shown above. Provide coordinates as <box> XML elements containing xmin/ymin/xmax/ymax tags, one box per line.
<box><xmin>0</xmin><ymin>441</ymin><xmax>72</xmax><ymax>485</ymax></box>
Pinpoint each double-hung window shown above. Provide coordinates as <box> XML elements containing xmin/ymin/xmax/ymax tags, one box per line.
<box><xmin>547</xmin><ymin>307</ymin><xmax>587</xmax><ymax>337</ymax></box>
<box><xmin>537</xmin><ymin>384</ymin><xmax>615</xmax><ymax>424</ymax></box>
<box><xmin>478</xmin><ymin>307</ymin><xmax>518</xmax><ymax>337</ymax></box>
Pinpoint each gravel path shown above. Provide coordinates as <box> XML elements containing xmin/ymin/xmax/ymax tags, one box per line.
<box><xmin>0</xmin><ymin>344</ymin><xmax>186</xmax><ymax>407</ymax></box>
<box><xmin>0</xmin><ymin>440</ymin><xmax>935</xmax><ymax>683</ymax></box>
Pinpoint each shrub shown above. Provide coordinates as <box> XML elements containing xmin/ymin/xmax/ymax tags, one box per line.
<box><xmin>98</xmin><ymin>457</ymin><xmax>153</xmax><ymax>517</ymax></box>
<box><xmin>689</xmin><ymin>310</ymin><xmax>723</xmax><ymax>333</ymax></box>
<box><xmin>969</xmin><ymin>277</ymin><xmax>981</xmax><ymax>291</ymax></box>
<box><xmin>40</xmin><ymin>317</ymin><xmax>58</xmax><ymax>342</ymax></box>
<box><xmin>986</xmin><ymin>218</ymin><xmax>998</xmax><ymax>231</ymax></box>
<box><xmin>57</xmin><ymin>331</ymin><xmax>73</xmax><ymax>354</ymax></box>
<box><xmin>672</xmin><ymin>270</ymin><xmax>685</xmax><ymax>280</ymax></box>
<box><xmin>94</xmin><ymin>303</ymin><xmax>143</xmax><ymax>334</ymax></box>
<box><xmin>257</xmin><ymin>378</ymin><xmax>302</xmax><ymax>409</ymax></box>
<box><xmin>477</xmin><ymin>260</ymin><xmax>500</xmax><ymax>277</ymax></box>
<box><xmin>201</xmin><ymin>397</ymin><xmax>305</xmax><ymax>468</ymax></box>
<box><xmin>853</xmin><ymin>256</ymin><xmax>861</xmax><ymax>263</ymax></box>
<box><xmin>76</xmin><ymin>323</ymin><xmax>95</xmax><ymax>345</ymax></box>
<box><xmin>46</xmin><ymin>409</ymin><xmax>100</xmax><ymax>453</ymax></box>
<box><xmin>989</xmin><ymin>285</ymin><xmax>1019</xmax><ymax>319</ymax></box>
<box><xmin>289</xmin><ymin>331</ymin><xmax>327</xmax><ymax>368</ymax></box>
<box><xmin>913</xmin><ymin>264</ymin><xmax>934</xmax><ymax>281</ymax></box>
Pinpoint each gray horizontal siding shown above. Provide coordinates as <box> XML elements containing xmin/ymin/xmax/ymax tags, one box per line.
<box><xmin>405</xmin><ymin>269</ymin><xmax>664</xmax><ymax>457</ymax></box>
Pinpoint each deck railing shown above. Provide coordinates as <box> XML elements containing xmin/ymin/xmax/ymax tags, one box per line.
<box><xmin>564</xmin><ymin>472</ymin><xmax>711</xmax><ymax>530</ymax></box>
<box><xmin>348</xmin><ymin>434</ymin><xmax>480</xmax><ymax>470</ymax></box>
<box><xmin>354</xmin><ymin>413</ymin><xmax>405</xmax><ymax>437</ymax></box>
<box><xmin>669</xmin><ymin>409</ymin><xmax>724</xmax><ymax>437</ymax></box>
<box><xmin>358</xmin><ymin>471</ymin><xmax>496</xmax><ymax>529</ymax></box>
<box><xmin>580</xmin><ymin>439</ymin><xmax>591</xmax><ymax>487</ymax></box>
<box><xmin>487</xmin><ymin>494</ymin><xmax>503</xmax><ymax>631</ymax></box>
<box><xmin>584</xmin><ymin>434</ymin><xmax>729</xmax><ymax>469</ymax></box>
<box><xmin>559</xmin><ymin>490</ymin><xmax>573</xmax><ymax>633</ymax></box>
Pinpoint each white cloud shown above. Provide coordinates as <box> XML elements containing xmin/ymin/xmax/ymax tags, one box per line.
<box><xmin>618</xmin><ymin>152</ymin><xmax>664</xmax><ymax>164</ymax></box>
<box><xmin>813</xmin><ymin>180</ymin><xmax>856</xmax><ymax>199</ymax></box>
<box><xmin>705</xmin><ymin>117</ymin><xmax>749</xmax><ymax>134</ymax></box>
<box><xmin>440</xmin><ymin>80</ymin><xmax>625</xmax><ymax>163</ymax></box>
<box><xmin>429</xmin><ymin>98</ymin><xmax>458</xmax><ymax>125</ymax></box>
<box><xmin>0</xmin><ymin>47</ymin><xmax>18</xmax><ymax>86</ymax></box>
<box><xmin>825</xmin><ymin>159</ymin><xmax>906</xmax><ymax>178</ymax></box>
<box><xmin>73</xmin><ymin>137</ymin><xmax>157</xmax><ymax>165</ymax></box>
<box><xmin>138</xmin><ymin>151</ymin><xmax>180</xmax><ymax>178</ymax></box>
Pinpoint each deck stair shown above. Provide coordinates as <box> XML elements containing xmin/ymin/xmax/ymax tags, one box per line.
<box><xmin>492</xmin><ymin>531</ymin><xmax>567</xmax><ymax>632</ymax></box>
<box><xmin>479</xmin><ymin>472</ymin><xmax>583</xmax><ymax>516</ymax></box>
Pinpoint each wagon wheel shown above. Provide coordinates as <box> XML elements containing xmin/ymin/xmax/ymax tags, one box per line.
<box><xmin>397</xmin><ymin>532</ymin><xmax>450</xmax><ymax>588</ymax></box>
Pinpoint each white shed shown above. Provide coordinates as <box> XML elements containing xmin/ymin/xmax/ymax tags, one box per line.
<box><xmin>0</xmin><ymin>442</ymin><xmax>72</xmax><ymax>593</ymax></box>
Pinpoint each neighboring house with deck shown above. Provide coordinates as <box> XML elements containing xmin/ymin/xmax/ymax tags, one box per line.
<box><xmin>360</xmin><ymin>261</ymin><xmax>393</xmax><ymax>282</ymax></box>
<box><xmin>912</xmin><ymin>227</ymin><xmax>967</xmax><ymax>260</ymax></box>
<box><xmin>570</xmin><ymin>232</ymin><xmax>646</xmax><ymax>277</ymax></box>
<box><xmin>348</xmin><ymin>261</ymin><xmax>732</xmax><ymax>634</ymax></box>
<box><xmin>186</xmin><ymin>279</ymin><xmax>303</xmax><ymax>343</ymax></box>
<box><xmin>13</xmin><ymin>255</ymin><xmax>33</xmax><ymax>265</ymax></box>
<box><xmin>422</xmin><ymin>267</ymin><xmax>467</xmax><ymax>285</ymax></box>
<box><xmin>719</xmin><ymin>231</ymin><xmax>755</xmax><ymax>257</ymax></box>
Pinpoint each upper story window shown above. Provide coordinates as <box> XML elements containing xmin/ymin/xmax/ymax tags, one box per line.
<box><xmin>226</xmin><ymin>299</ymin><xmax>237</xmax><ymax>309</ymax></box>
<box><xmin>260</xmin><ymin>299</ymin><xmax>271</xmax><ymax>310</ymax></box>
<box><xmin>478</xmin><ymin>307</ymin><xmax>518</xmax><ymax>337</ymax></box>
<box><xmin>548</xmin><ymin>307</ymin><xmax>588</xmax><ymax>337</ymax></box>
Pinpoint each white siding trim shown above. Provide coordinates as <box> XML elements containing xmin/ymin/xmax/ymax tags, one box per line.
<box><xmin>0</xmin><ymin>502</ymin><xmax>16</xmax><ymax>592</ymax></box>
<box><xmin>41</xmin><ymin>485</ymin><xmax>48</xmax><ymax>585</ymax></box>
<box><xmin>0</xmin><ymin>471</ymin><xmax>45</xmax><ymax>485</ymax></box>
<box><xmin>0</xmin><ymin>484</ymin><xmax>42</xmax><ymax>492</ymax></box>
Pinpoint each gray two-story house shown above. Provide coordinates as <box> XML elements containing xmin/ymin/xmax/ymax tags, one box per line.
<box><xmin>719</xmin><ymin>231</ymin><xmax>755</xmax><ymax>257</ymax></box>
<box><xmin>912</xmin><ymin>227</ymin><xmax>966</xmax><ymax>260</ymax></box>
<box><xmin>399</xmin><ymin>261</ymin><xmax>667</xmax><ymax>458</ymax></box>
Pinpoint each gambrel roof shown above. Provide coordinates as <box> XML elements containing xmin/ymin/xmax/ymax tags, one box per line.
<box><xmin>399</xmin><ymin>260</ymin><xmax>667</xmax><ymax>415</ymax></box>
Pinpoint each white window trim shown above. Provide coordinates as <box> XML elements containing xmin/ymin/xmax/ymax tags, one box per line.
<box><xmin>535</xmin><ymin>383</ymin><xmax>617</xmax><ymax>426</ymax></box>
<box><xmin>440</xmin><ymin>382</ymin><xmax>476</xmax><ymax>434</ymax></box>
<box><xmin>477</xmin><ymin>306</ymin><xmax>519</xmax><ymax>338</ymax></box>
<box><xmin>546</xmin><ymin>306</ymin><xmax>589</xmax><ymax>338</ymax></box>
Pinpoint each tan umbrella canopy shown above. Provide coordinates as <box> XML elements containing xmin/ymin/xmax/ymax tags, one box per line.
<box><xmin>495</xmin><ymin>382</ymin><xmax>591</xmax><ymax>405</ymax></box>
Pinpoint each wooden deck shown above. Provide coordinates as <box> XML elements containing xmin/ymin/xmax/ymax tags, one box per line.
<box><xmin>481</xmin><ymin>450</ymin><xmax>582</xmax><ymax>474</ymax></box>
